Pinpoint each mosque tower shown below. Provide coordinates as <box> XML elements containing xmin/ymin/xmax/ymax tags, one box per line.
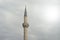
<box><xmin>22</xmin><ymin>6</ymin><xmax>29</xmax><ymax>40</ymax></box>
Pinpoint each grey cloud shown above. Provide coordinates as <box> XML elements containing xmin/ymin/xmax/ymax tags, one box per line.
<box><xmin>0</xmin><ymin>0</ymin><xmax>59</xmax><ymax>40</ymax></box>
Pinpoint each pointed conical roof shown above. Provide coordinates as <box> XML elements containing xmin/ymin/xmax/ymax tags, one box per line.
<box><xmin>24</xmin><ymin>6</ymin><xmax>27</xmax><ymax>16</ymax></box>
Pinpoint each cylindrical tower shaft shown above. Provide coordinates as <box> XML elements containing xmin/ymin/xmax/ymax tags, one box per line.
<box><xmin>24</xmin><ymin>27</ymin><xmax>28</xmax><ymax>40</ymax></box>
<box><xmin>24</xmin><ymin>16</ymin><xmax>28</xmax><ymax>24</ymax></box>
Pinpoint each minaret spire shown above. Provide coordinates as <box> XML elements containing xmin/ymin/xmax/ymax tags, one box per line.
<box><xmin>24</xmin><ymin>6</ymin><xmax>27</xmax><ymax>16</ymax></box>
<box><xmin>22</xmin><ymin>6</ymin><xmax>29</xmax><ymax>40</ymax></box>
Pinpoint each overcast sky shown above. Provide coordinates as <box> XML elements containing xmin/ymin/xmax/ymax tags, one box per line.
<box><xmin>0</xmin><ymin>0</ymin><xmax>60</xmax><ymax>40</ymax></box>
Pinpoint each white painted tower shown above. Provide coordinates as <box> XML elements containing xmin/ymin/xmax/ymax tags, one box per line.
<box><xmin>22</xmin><ymin>7</ymin><xmax>29</xmax><ymax>40</ymax></box>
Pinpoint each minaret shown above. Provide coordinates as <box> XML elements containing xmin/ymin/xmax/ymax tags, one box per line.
<box><xmin>22</xmin><ymin>7</ymin><xmax>29</xmax><ymax>40</ymax></box>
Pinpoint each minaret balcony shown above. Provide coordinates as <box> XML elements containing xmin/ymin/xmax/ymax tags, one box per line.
<box><xmin>22</xmin><ymin>23</ymin><xmax>29</xmax><ymax>28</ymax></box>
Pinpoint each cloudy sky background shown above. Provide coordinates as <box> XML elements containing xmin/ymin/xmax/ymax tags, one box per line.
<box><xmin>0</xmin><ymin>0</ymin><xmax>60</xmax><ymax>40</ymax></box>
